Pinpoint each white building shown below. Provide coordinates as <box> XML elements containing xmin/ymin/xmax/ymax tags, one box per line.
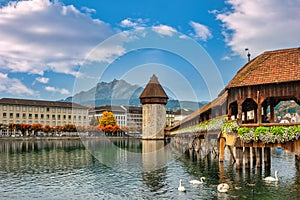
<box><xmin>0</xmin><ymin>98</ymin><xmax>89</xmax><ymax>127</ymax></box>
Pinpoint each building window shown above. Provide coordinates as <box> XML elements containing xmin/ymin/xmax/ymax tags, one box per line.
<box><xmin>57</xmin><ymin>108</ymin><xmax>61</xmax><ymax>113</ymax></box>
<box><xmin>58</xmin><ymin>115</ymin><xmax>61</xmax><ymax>120</ymax></box>
<box><xmin>10</xmin><ymin>106</ymin><xmax>13</xmax><ymax>111</ymax></box>
<box><xmin>63</xmin><ymin>115</ymin><xmax>66</xmax><ymax>120</ymax></box>
<box><xmin>35</xmin><ymin>114</ymin><xmax>38</xmax><ymax>118</ymax></box>
<box><xmin>22</xmin><ymin>106</ymin><xmax>26</xmax><ymax>111</ymax></box>
<box><xmin>35</xmin><ymin>107</ymin><xmax>38</xmax><ymax>112</ymax></box>
<box><xmin>29</xmin><ymin>114</ymin><xmax>32</xmax><ymax>119</ymax></box>
<box><xmin>46</xmin><ymin>107</ymin><xmax>50</xmax><ymax>112</ymax></box>
<box><xmin>47</xmin><ymin>114</ymin><xmax>50</xmax><ymax>119</ymax></box>
<box><xmin>16</xmin><ymin>113</ymin><xmax>20</xmax><ymax>118</ymax></box>
<box><xmin>68</xmin><ymin>115</ymin><xmax>71</xmax><ymax>120</ymax></box>
<box><xmin>9</xmin><ymin>113</ymin><xmax>13</xmax><ymax>118</ymax></box>
<box><xmin>40</xmin><ymin>107</ymin><xmax>44</xmax><ymax>112</ymax></box>
<box><xmin>41</xmin><ymin>114</ymin><xmax>44</xmax><ymax>119</ymax></box>
<box><xmin>52</xmin><ymin>115</ymin><xmax>55</xmax><ymax>119</ymax></box>
<box><xmin>3</xmin><ymin>113</ymin><xmax>6</xmax><ymax>118</ymax></box>
<box><xmin>3</xmin><ymin>105</ymin><xmax>7</xmax><ymax>111</ymax></box>
<box><xmin>16</xmin><ymin>106</ymin><xmax>20</xmax><ymax>111</ymax></box>
<box><xmin>22</xmin><ymin>113</ymin><xmax>26</xmax><ymax>118</ymax></box>
<box><xmin>29</xmin><ymin>107</ymin><xmax>32</xmax><ymax>112</ymax></box>
<box><xmin>52</xmin><ymin>108</ymin><xmax>56</xmax><ymax>112</ymax></box>
<box><xmin>63</xmin><ymin>108</ymin><xmax>66</xmax><ymax>113</ymax></box>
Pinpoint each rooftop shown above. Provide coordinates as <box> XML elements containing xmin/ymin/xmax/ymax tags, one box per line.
<box><xmin>226</xmin><ymin>47</ymin><xmax>300</xmax><ymax>88</ymax></box>
<box><xmin>0</xmin><ymin>98</ymin><xmax>87</xmax><ymax>109</ymax></box>
<box><xmin>139</xmin><ymin>74</ymin><xmax>168</xmax><ymax>104</ymax></box>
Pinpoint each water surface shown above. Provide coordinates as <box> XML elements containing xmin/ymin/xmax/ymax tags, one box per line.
<box><xmin>0</xmin><ymin>139</ymin><xmax>299</xmax><ymax>199</ymax></box>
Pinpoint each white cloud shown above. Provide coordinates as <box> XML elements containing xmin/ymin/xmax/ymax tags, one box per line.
<box><xmin>120</xmin><ymin>18</ymin><xmax>148</xmax><ymax>28</ymax></box>
<box><xmin>81</xmin><ymin>6</ymin><xmax>96</xmax><ymax>14</ymax></box>
<box><xmin>189</xmin><ymin>21</ymin><xmax>212</xmax><ymax>41</ymax></box>
<box><xmin>0</xmin><ymin>73</ymin><xmax>35</xmax><ymax>95</ymax></box>
<box><xmin>36</xmin><ymin>77</ymin><xmax>49</xmax><ymax>84</ymax></box>
<box><xmin>120</xmin><ymin>18</ymin><xmax>138</xmax><ymax>28</ymax></box>
<box><xmin>45</xmin><ymin>86</ymin><xmax>70</xmax><ymax>95</ymax></box>
<box><xmin>217</xmin><ymin>0</ymin><xmax>300</xmax><ymax>57</ymax></box>
<box><xmin>0</xmin><ymin>0</ymin><xmax>115</xmax><ymax>76</ymax></box>
<box><xmin>221</xmin><ymin>56</ymin><xmax>231</xmax><ymax>61</ymax></box>
<box><xmin>152</xmin><ymin>24</ymin><xmax>177</xmax><ymax>36</ymax></box>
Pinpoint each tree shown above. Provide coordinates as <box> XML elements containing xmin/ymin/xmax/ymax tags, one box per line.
<box><xmin>99</xmin><ymin>111</ymin><xmax>119</xmax><ymax>135</ymax></box>
<box><xmin>99</xmin><ymin>111</ymin><xmax>117</xmax><ymax>127</ymax></box>
<box><xmin>43</xmin><ymin>125</ymin><xmax>53</xmax><ymax>135</ymax></box>
<box><xmin>32</xmin><ymin>124</ymin><xmax>42</xmax><ymax>136</ymax></box>
<box><xmin>90</xmin><ymin>116</ymin><xmax>99</xmax><ymax>126</ymax></box>
<box><xmin>8</xmin><ymin>123</ymin><xmax>16</xmax><ymax>136</ymax></box>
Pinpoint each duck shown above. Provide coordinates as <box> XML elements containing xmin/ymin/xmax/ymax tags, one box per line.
<box><xmin>264</xmin><ymin>170</ymin><xmax>278</xmax><ymax>182</ymax></box>
<box><xmin>178</xmin><ymin>179</ymin><xmax>186</xmax><ymax>192</ymax></box>
<box><xmin>189</xmin><ymin>177</ymin><xmax>206</xmax><ymax>184</ymax></box>
<box><xmin>217</xmin><ymin>183</ymin><xmax>230</xmax><ymax>193</ymax></box>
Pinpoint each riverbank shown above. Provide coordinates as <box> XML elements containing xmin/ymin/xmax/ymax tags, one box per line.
<box><xmin>0</xmin><ymin>135</ymin><xmax>142</xmax><ymax>141</ymax></box>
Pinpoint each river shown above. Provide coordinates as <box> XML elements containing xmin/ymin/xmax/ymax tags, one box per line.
<box><xmin>0</xmin><ymin>138</ymin><xmax>299</xmax><ymax>199</ymax></box>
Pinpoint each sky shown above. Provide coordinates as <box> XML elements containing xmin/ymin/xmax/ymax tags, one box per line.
<box><xmin>0</xmin><ymin>0</ymin><xmax>299</xmax><ymax>103</ymax></box>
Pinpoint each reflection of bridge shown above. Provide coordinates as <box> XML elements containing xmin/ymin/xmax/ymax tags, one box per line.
<box><xmin>167</xmin><ymin>47</ymin><xmax>300</xmax><ymax>170</ymax></box>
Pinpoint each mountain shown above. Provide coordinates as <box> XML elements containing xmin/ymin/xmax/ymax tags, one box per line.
<box><xmin>64</xmin><ymin>79</ymin><xmax>206</xmax><ymax>111</ymax></box>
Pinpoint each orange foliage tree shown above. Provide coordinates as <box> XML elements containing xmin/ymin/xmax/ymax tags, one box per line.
<box><xmin>99</xmin><ymin>111</ymin><xmax>120</xmax><ymax>135</ymax></box>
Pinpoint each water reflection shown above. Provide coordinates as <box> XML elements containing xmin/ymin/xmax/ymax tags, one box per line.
<box><xmin>0</xmin><ymin>140</ymin><xmax>91</xmax><ymax>173</ymax></box>
<box><xmin>0</xmin><ymin>139</ymin><xmax>299</xmax><ymax>200</ymax></box>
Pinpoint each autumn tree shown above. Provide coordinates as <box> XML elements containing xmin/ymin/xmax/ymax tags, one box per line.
<box><xmin>99</xmin><ymin>111</ymin><xmax>119</xmax><ymax>135</ymax></box>
<box><xmin>32</xmin><ymin>124</ymin><xmax>42</xmax><ymax>136</ymax></box>
<box><xmin>99</xmin><ymin>111</ymin><xmax>117</xmax><ymax>127</ymax></box>
<box><xmin>43</xmin><ymin>125</ymin><xmax>53</xmax><ymax>135</ymax></box>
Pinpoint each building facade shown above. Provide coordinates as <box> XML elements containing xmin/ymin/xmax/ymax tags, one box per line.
<box><xmin>0</xmin><ymin>98</ymin><xmax>89</xmax><ymax>127</ymax></box>
<box><xmin>90</xmin><ymin>105</ymin><xmax>143</xmax><ymax>128</ymax></box>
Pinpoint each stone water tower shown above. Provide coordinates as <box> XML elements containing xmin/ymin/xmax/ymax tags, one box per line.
<box><xmin>139</xmin><ymin>75</ymin><xmax>168</xmax><ymax>140</ymax></box>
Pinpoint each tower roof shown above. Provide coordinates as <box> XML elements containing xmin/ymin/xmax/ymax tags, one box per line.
<box><xmin>139</xmin><ymin>75</ymin><xmax>168</xmax><ymax>105</ymax></box>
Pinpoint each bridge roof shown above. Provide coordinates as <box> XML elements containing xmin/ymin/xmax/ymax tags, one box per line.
<box><xmin>226</xmin><ymin>47</ymin><xmax>300</xmax><ymax>88</ymax></box>
<box><xmin>170</xmin><ymin>91</ymin><xmax>228</xmax><ymax>129</ymax></box>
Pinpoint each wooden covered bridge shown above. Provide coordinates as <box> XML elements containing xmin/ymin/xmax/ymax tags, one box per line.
<box><xmin>167</xmin><ymin>47</ymin><xmax>300</xmax><ymax>170</ymax></box>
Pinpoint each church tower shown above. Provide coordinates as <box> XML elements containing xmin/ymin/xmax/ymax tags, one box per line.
<box><xmin>139</xmin><ymin>75</ymin><xmax>168</xmax><ymax>140</ymax></box>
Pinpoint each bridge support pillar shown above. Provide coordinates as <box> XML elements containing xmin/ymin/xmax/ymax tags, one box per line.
<box><xmin>219</xmin><ymin>137</ymin><xmax>225</xmax><ymax>162</ymax></box>
<box><xmin>251</xmin><ymin>147</ymin><xmax>256</xmax><ymax>166</ymax></box>
<box><xmin>256</xmin><ymin>148</ymin><xmax>262</xmax><ymax>168</ymax></box>
<box><xmin>236</xmin><ymin>147</ymin><xmax>243</xmax><ymax>170</ymax></box>
<box><xmin>296</xmin><ymin>155</ymin><xmax>300</xmax><ymax>171</ymax></box>
<box><xmin>245</xmin><ymin>147</ymin><xmax>251</xmax><ymax>169</ymax></box>
<box><xmin>264</xmin><ymin>147</ymin><xmax>271</xmax><ymax>169</ymax></box>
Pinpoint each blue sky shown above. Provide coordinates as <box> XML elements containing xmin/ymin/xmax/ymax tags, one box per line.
<box><xmin>0</xmin><ymin>0</ymin><xmax>299</xmax><ymax>102</ymax></box>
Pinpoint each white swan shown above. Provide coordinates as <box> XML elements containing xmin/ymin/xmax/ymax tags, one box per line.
<box><xmin>217</xmin><ymin>183</ymin><xmax>230</xmax><ymax>193</ymax></box>
<box><xmin>178</xmin><ymin>179</ymin><xmax>186</xmax><ymax>192</ymax></box>
<box><xmin>264</xmin><ymin>170</ymin><xmax>278</xmax><ymax>182</ymax></box>
<box><xmin>189</xmin><ymin>177</ymin><xmax>206</xmax><ymax>184</ymax></box>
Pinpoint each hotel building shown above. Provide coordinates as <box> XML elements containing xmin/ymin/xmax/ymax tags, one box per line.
<box><xmin>0</xmin><ymin>98</ymin><xmax>89</xmax><ymax>127</ymax></box>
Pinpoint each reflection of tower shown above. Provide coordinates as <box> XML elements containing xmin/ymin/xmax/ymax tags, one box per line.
<box><xmin>139</xmin><ymin>75</ymin><xmax>168</xmax><ymax>140</ymax></box>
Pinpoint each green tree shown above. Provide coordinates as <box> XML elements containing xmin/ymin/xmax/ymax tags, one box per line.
<box><xmin>99</xmin><ymin>111</ymin><xmax>117</xmax><ymax>127</ymax></box>
<box><xmin>90</xmin><ymin>115</ymin><xmax>99</xmax><ymax>126</ymax></box>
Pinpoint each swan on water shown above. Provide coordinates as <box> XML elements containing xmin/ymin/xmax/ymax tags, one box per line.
<box><xmin>264</xmin><ymin>170</ymin><xmax>278</xmax><ymax>182</ymax></box>
<box><xmin>189</xmin><ymin>177</ymin><xmax>206</xmax><ymax>184</ymax></box>
<box><xmin>178</xmin><ymin>179</ymin><xmax>186</xmax><ymax>192</ymax></box>
<box><xmin>217</xmin><ymin>183</ymin><xmax>229</xmax><ymax>193</ymax></box>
